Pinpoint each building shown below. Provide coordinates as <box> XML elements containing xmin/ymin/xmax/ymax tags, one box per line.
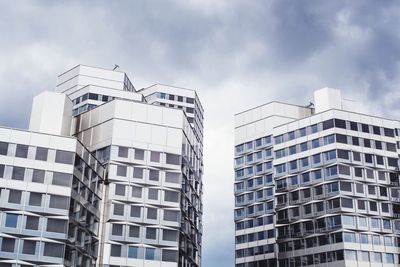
<box><xmin>234</xmin><ymin>88</ymin><xmax>400</xmax><ymax>266</ymax></box>
<box><xmin>0</xmin><ymin>64</ymin><xmax>203</xmax><ymax>267</ymax></box>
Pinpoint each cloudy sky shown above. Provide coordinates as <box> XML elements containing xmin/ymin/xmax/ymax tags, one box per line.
<box><xmin>1</xmin><ymin>0</ymin><xmax>400</xmax><ymax>266</ymax></box>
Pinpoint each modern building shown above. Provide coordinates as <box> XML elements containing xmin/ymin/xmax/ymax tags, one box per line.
<box><xmin>234</xmin><ymin>88</ymin><xmax>400</xmax><ymax>267</ymax></box>
<box><xmin>0</xmin><ymin>64</ymin><xmax>203</xmax><ymax>267</ymax></box>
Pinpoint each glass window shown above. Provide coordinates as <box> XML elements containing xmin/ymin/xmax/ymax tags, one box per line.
<box><xmin>129</xmin><ymin>226</ymin><xmax>140</xmax><ymax>238</ymax></box>
<box><xmin>52</xmin><ymin>172</ymin><xmax>72</xmax><ymax>187</ymax></box>
<box><xmin>133</xmin><ymin>167</ymin><xmax>143</xmax><ymax>179</ymax></box>
<box><xmin>43</xmin><ymin>242</ymin><xmax>64</xmax><ymax>258</ymax></box>
<box><xmin>345</xmin><ymin>250</ymin><xmax>357</xmax><ymax>260</ymax></box>
<box><xmin>0</xmin><ymin>164</ymin><xmax>3</xmax><ymax>178</ymax></box>
<box><xmin>146</xmin><ymin>228</ymin><xmax>157</xmax><ymax>240</ymax></box>
<box><xmin>385</xmin><ymin>253</ymin><xmax>394</xmax><ymax>264</ymax></box>
<box><xmin>166</xmin><ymin>154</ymin><xmax>180</xmax><ymax>165</ymax></box>
<box><xmin>323</xmin><ymin>119</ymin><xmax>334</xmax><ymax>130</ymax></box>
<box><xmin>134</xmin><ymin>149</ymin><xmax>145</xmax><ymax>160</ymax></box>
<box><xmin>114</xmin><ymin>203</ymin><xmax>124</xmax><ymax>216</ymax></box>
<box><xmin>47</xmin><ymin>218</ymin><xmax>67</xmax><ymax>233</ymax></box>
<box><xmin>8</xmin><ymin>190</ymin><xmax>22</xmax><ymax>204</ymax></box>
<box><xmin>336</xmin><ymin>134</ymin><xmax>347</xmax><ymax>144</ymax></box>
<box><xmin>55</xmin><ymin>150</ymin><xmax>74</xmax><ymax>165</ymax></box>
<box><xmin>0</xmin><ymin>142</ymin><xmax>8</xmax><ymax>155</ymax></box>
<box><xmin>128</xmin><ymin>246</ymin><xmax>138</xmax><ymax>258</ymax></box>
<box><xmin>131</xmin><ymin>186</ymin><xmax>142</xmax><ymax>198</ymax></box>
<box><xmin>110</xmin><ymin>244</ymin><xmax>121</xmax><ymax>257</ymax></box>
<box><xmin>115</xmin><ymin>184</ymin><xmax>126</xmax><ymax>196</ymax></box>
<box><xmin>5</xmin><ymin>214</ymin><xmax>18</xmax><ymax>228</ymax></box>
<box><xmin>1</xmin><ymin>238</ymin><xmax>15</xmax><ymax>252</ymax></box>
<box><xmin>29</xmin><ymin>192</ymin><xmax>42</xmax><ymax>206</ymax></box>
<box><xmin>164</xmin><ymin>190</ymin><xmax>179</xmax><ymax>202</ymax></box>
<box><xmin>145</xmin><ymin>247</ymin><xmax>156</xmax><ymax>260</ymax></box>
<box><xmin>49</xmin><ymin>195</ymin><xmax>69</xmax><ymax>210</ymax></box>
<box><xmin>149</xmin><ymin>170</ymin><xmax>159</xmax><ymax>181</ymax></box>
<box><xmin>15</xmin><ymin>144</ymin><xmax>29</xmax><ymax>158</ymax></box>
<box><xmin>148</xmin><ymin>188</ymin><xmax>159</xmax><ymax>200</ymax></box>
<box><xmin>35</xmin><ymin>147</ymin><xmax>48</xmax><ymax>161</ymax></box>
<box><xmin>112</xmin><ymin>224</ymin><xmax>123</xmax><ymax>236</ymax></box>
<box><xmin>335</xmin><ymin>119</ymin><xmax>346</xmax><ymax>129</ymax></box>
<box><xmin>130</xmin><ymin>206</ymin><xmax>141</xmax><ymax>218</ymax></box>
<box><xmin>150</xmin><ymin>151</ymin><xmax>161</xmax><ymax>162</ymax></box>
<box><xmin>360</xmin><ymin>234</ymin><xmax>369</xmax><ymax>244</ymax></box>
<box><xmin>11</xmin><ymin>166</ymin><xmax>25</xmax><ymax>180</ymax></box>
<box><xmin>372</xmin><ymin>252</ymin><xmax>382</xmax><ymax>263</ymax></box>
<box><xmin>164</xmin><ymin>210</ymin><xmax>179</xmax><ymax>221</ymax></box>
<box><xmin>22</xmin><ymin>240</ymin><xmax>36</xmax><ymax>255</ymax></box>
<box><xmin>147</xmin><ymin>208</ymin><xmax>158</xmax><ymax>220</ymax></box>
<box><xmin>25</xmin><ymin>216</ymin><xmax>39</xmax><ymax>230</ymax></box>
<box><xmin>357</xmin><ymin>200</ymin><xmax>366</xmax><ymax>210</ymax></box>
<box><xmin>32</xmin><ymin>169</ymin><xmax>45</xmax><ymax>183</ymax></box>
<box><xmin>162</xmin><ymin>249</ymin><xmax>178</xmax><ymax>262</ymax></box>
<box><xmin>118</xmin><ymin>146</ymin><xmax>129</xmax><ymax>158</ymax></box>
<box><xmin>116</xmin><ymin>165</ymin><xmax>127</xmax><ymax>177</ymax></box>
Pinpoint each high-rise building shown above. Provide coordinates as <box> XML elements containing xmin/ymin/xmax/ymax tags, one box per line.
<box><xmin>0</xmin><ymin>64</ymin><xmax>203</xmax><ymax>267</ymax></box>
<box><xmin>234</xmin><ymin>88</ymin><xmax>400</xmax><ymax>267</ymax></box>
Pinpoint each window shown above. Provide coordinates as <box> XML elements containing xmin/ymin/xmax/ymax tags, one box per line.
<box><xmin>11</xmin><ymin>166</ymin><xmax>25</xmax><ymax>180</ymax></box>
<box><xmin>341</xmin><ymin>198</ymin><xmax>353</xmax><ymax>208</ymax></box>
<box><xmin>324</xmin><ymin>150</ymin><xmax>336</xmax><ymax>161</ymax></box>
<box><xmin>355</xmin><ymin>184</ymin><xmax>364</xmax><ymax>194</ymax></box>
<box><xmin>149</xmin><ymin>170</ymin><xmax>159</xmax><ymax>181</ymax></box>
<box><xmin>335</xmin><ymin>119</ymin><xmax>346</xmax><ymax>129</ymax></box>
<box><xmin>344</xmin><ymin>233</ymin><xmax>356</xmax><ymax>243</ymax></box>
<box><xmin>5</xmin><ymin>214</ymin><xmax>18</xmax><ymax>228</ymax></box>
<box><xmin>311</xmin><ymin>139</ymin><xmax>320</xmax><ymax>148</ymax></box>
<box><xmin>133</xmin><ymin>168</ymin><xmax>143</xmax><ymax>179</ymax></box>
<box><xmin>15</xmin><ymin>144</ymin><xmax>29</xmax><ymax>158</ymax></box>
<box><xmin>323</xmin><ymin>134</ymin><xmax>335</xmax><ymax>144</ymax></box>
<box><xmin>0</xmin><ymin>142</ymin><xmax>8</xmax><ymax>155</ymax></box>
<box><xmin>363</xmin><ymin>138</ymin><xmax>370</xmax><ymax>147</ymax></box>
<box><xmin>35</xmin><ymin>147</ymin><xmax>48</xmax><ymax>161</ymax></box>
<box><xmin>29</xmin><ymin>192</ymin><xmax>42</xmax><ymax>206</ymax></box>
<box><xmin>165</xmin><ymin>190</ymin><xmax>179</xmax><ymax>202</ymax></box>
<box><xmin>163</xmin><ymin>229</ymin><xmax>178</xmax><ymax>242</ymax></box>
<box><xmin>55</xmin><ymin>150</ymin><xmax>74</xmax><ymax>164</ymax></box>
<box><xmin>352</xmin><ymin>136</ymin><xmax>359</xmax><ymax>146</ymax></box>
<box><xmin>146</xmin><ymin>228</ymin><xmax>157</xmax><ymax>239</ymax></box>
<box><xmin>359</xmin><ymin>217</ymin><xmax>367</xmax><ymax>228</ymax></box>
<box><xmin>129</xmin><ymin>226</ymin><xmax>140</xmax><ymax>238</ymax></box>
<box><xmin>43</xmin><ymin>242</ymin><xmax>64</xmax><ymax>258</ymax></box>
<box><xmin>25</xmin><ymin>216</ymin><xmax>39</xmax><ymax>230</ymax></box>
<box><xmin>345</xmin><ymin>249</ymin><xmax>357</xmax><ymax>260</ymax></box>
<box><xmin>372</xmin><ymin>252</ymin><xmax>382</xmax><ymax>263</ymax></box>
<box><xmin>147</xmin><ymin>208</ymin><xmax>158</xmax><ymax>220</ymax></box>
<box><xmin>134</xmin><ymin>149</ymin><xmax>145</xmax><ymax>160</ymax></box>
<box><xmin>300</xmin><ymin>142</ymin><xmax>308</xmax><ymax>152</ymax></box>
<box><xmin>371</xmin><ymin>218</ymin><xmax>380</xmax><ymax>228</ymax></box>
<box><xmin>131</xmin><ymin>186</ymin><xmax>142</xmax><ymax>198</ymax></box>
<box><xmin>114</xmin><ymin>204</ymin><xmax>124</xmax><ymax>216</ymax></box>
<box><xmin>22</xmin><ymin>240</ymin><xmax>36</xmax><ymax>255</ymax></box>
<box><xmin>32</xmin><ymin>169</ymin><xmax>45</xmax><ymax>183</ymax></box>
<box><xmin>336</xmin><ymin>134</ymin><xmax>347</xmax><ymax>144</ymax></box>
<box><xmin>145</xmin><ymin>247</ymin><xmax>156</xmax><ymax>260</ymax></box>
<box><xmin>110</xmin><ymin>244</ymin><xmax>121</xmax><ymax>257</ymax></box>
<box><xmin>148</xmin><ymin>188</ymin><xmax>159</xmax><ymax>200</ymax></box>
<box><xmin>130</xmin><ymin>206</ymin><xmax>141</xmax><ymax>217</ymax></box>
<box><xmin>52</xmin><ymin>172</ymin><xmax>72</xmax><ymax>187</ymax></box>
<box><xmin>166</xmin><ymin>154</ymin><xmax>180</xmax><ymax>165</ymax></box>
<box><xmin>360</xmin><ymin>234</ymin><xmax>369</xmax><ymax>244</ymax></box>
<box><xmin>112</xmin><ymin>224</ymin><xmax>123</xmax><ymax>236</ymax></box>
<box><xmin>369</xmin><ymin>202</ymin><xmax>378</xmax><ymax>212</ymax></box>
<box><xmin>47</xmin><ymin>218</ymin><xmax>67</xmax><ymax>233</ymax></box>
<box><xmin>0</xmin><ymin>164</ymin><xmax>3</xmax><ymax>178</ymax></box>
<box><xmin>164</xmin><ymin>210</ymin><xmax>179</xmax><ymax>221</ymax></box>
<box><xmin>115</xmin><ymin>184</ymin><xmax>126</xmax><ymax>196</ymax></box>
<box><xmin>8</xmin><ymin>190</ymin><xmax>22</xmax><ymax>204</ymax></box>
<box><xmin>150</xmin><ymin>151</ymin><xmax>160</xmax><ymax>162</ymax></box>
<box><xmin>385</xmin><ymin>253</ymin><xmax>394</xmax><ymax>264</ymax></box>
<box><xmin>310</xmin><ymin>124</ymin><xmax>318</xmax><ymax>133</ymax></box>
<box><xmin>368</xmin><ymin>185</ymin><xmax>376</xmax><ymax>195</ymax></box>
<box><xmin>162</xmin><ymin>249</ymin><xmax>178</xmax><ymax>262</ymax></box>
<box><xmin>384</xmin><ymin>128</ymin><xmax>395</xmax><ymax>137</ymax></box>
<box><xmin>128</xmin><ymin>246</ymin><xmax>138</xmax><ymax>258</ymax></box>
<box><xmin>357</xmin><ymin>200</ymin><xmax>366</xmax><ymax>210</ymax></box>
<box><xmin>118</xmin><ymin>146</ymin><xmax>129</xmax><ymax>158</ymax></box>
<box><xmin>300</xmin><ymin>157</ymin><xmax>309</xmax><ymax>167</ymax></box>
<box><xmin>1</xmin><ymin>238</ymin><xmax>15</xmax><ymax>252</ymax></box>
<box><xmin>323</xmin><ymin>119</ymin><xmax>334</xmax><ymax>130</ymax></box>
<box><xmin>117</xmin><ymin>165</ymin><xmax>127</xmax><ymax>177</ymax></box>
<box><xmin>298</xmin><ymin>128</ymin><xmax>307</xmax><ymax>137</ymax></box>
<box><xmin>49</xmin><ymin>195</ymin><xmax>69</xmax><ymax>209</ymax></box>
<box><xmin>287</xmin><ymin>131</ymin><xmax>295</xmax><ymax>140</ymax></box>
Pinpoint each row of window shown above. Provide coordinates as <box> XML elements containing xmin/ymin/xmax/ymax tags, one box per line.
<box><xmin>115</xmin><ymin>165</ymin><xmax>180</xmax><ymax>184</ymax></box>
<box><xmin>274</xmin><ymin>118</ymin><xmax>397</xmax><ymax>145</ymax></box>
<box><xmin>235</xmin><ymin>215</ymin><xmax>273</xmax><ymax>230</ymax></box>
<box><xmin>0</xmin><ymin>237</ymin><xmax>64</xmax><ymax>258</ymax></box>
<box><xmin>235</xmin><ymin>229</ymin><xmax>275</xmax><ymax>244</ymax></box>
<box><xmin>235</xmin><ymin>136</ymin><xmax>272</xmax><ymax>155</ymax></box>
<box><xmin>234</xmin><ymin>174</ymin><xmax>273</xmax><ymax>193</ymax></box>
<box><xmin>110</xmin><ymin>244</ymin><xmax>177</xmax><ymax>262</ymax></box>
<box><xmin>1</xmin><ymin>212</ymin><xmax>67</xmax><ymax>233</ymax></box>
<box><xmin>234</xmin><ymin>200</ymin><xmax>274</xmax><ymax>218</ymax></box>
<box><xmin>114</xmin><ymin>185</ymin><xmax>179</xmax><ymax>203</ymax></box>
<box><xmin>112</xmin><ymin>203</ymin><xmax>180</xmax><ymax>222</ymax></box>
<box><xmin>234</xmin><ymin>148</ymin><xmax>272</xmax><ymax>166</ymax></box>
<box><xmin>72</xmin><ymin>103</ymin><xmax>98</xmax><ymax>116</ymax></box>
<box><xmin>158</xmin><ymin>92</ymin><xmax>195</xmax><ymax>105</ymax></box>
<box><xmin>235</xmin><ymin>244</ymin><xmax>274</xmax><ymax>258</ymax></box>
<box><xmin>0</xmin><ymin>165</ymin><xmax>72</xmax><ymax>187</ymax></box>
<box><xmin>110</xmin><ymin>223</ymin><xmax>178</xmax><ymax>242</ymax></box>
<box><xmin>116</xmin><ymin>146</ymin><xmax>181</xmax><ymax>165</ymax></box>
<box><xmin>73</xmin><ymin>92</ymin><xmax>113</xmax><ymax>105</ymax></box>
<box><xmin>235</xmin><ymin>187</ymin><xmax>273</xmax><ymax>205</ymax></box>
<box><xmin>0</xmin><ymin>142</ymin><xmax>74</xmax><ymax>164</ymax></box>
<box><xmin>277</xmin><ymin>249</ymin><xmax>395</xmax><ymax>266</ymax></box>
<box><xmin>0</xmin><ymin>188</ymin><xmax>69</xmax><ymax>210</ymax></box>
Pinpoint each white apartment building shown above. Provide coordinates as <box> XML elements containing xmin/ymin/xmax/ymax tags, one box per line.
<box><xmin>234</xmin><ymin>88</ymin><xmax>400</xmax><ymax>267</ymax></box>
<box><xmin>0</xmin><ymin>64</ymin><xmax>203</xmax><ymax>267</ymax></box>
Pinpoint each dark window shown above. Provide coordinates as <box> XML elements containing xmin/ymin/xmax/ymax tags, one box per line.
<box><xmin>150</xmin><ymin>151</ymin><xmax>160</xmax><ymax>162</ymax></box>
<box><xmin>46</xmin><ymin>219</ymin><xmax>67</xmax><ymax>233</ymax></box>
<box><xmin>164</xmin><ymin>190</ymin><xmax>179</xmax><ymax>202</ymax></box>
<box><xmin>82</xmin><ymin>94</ymin><xmax>88</xmax><ymax>101</ymax></box>
<box><xmin>146</xmin><ymin>228</ymin><xmax>157</xmax><ymax>239</ymax></box>
<box><xmin>129</xmin><ymin>226</ymin><xmax>140</xmax><ymax>238</ymax></box>
<box><xmin>365</xmin><ymin>154</ymin><xmax>373</xmax><ymax>164</ymax></box>
<box><xmin>162</xmin><ymin>229</ymin><xmax>178</xmax><ymax>241</ymax></box>
<box><xmin>373</xmin><ymin>126</ymin><xmax>381</xmax><ymax>135</ymax></box>
<box><xmin>164</xmin><ymin>210</ymin><xmax>179</xmax><ymax>221</ymax></box>
<box><xmin>35</xmin><ymin>147</ymin><xmax>48</xmax><ymax>161</ymax></box>
<box><xmin>49</xmin><ymin>195</ymin><xmax>69</xmax><ymax>209</ymax></box>
<box><xmin>113</xmin><ymin>203</ymin><xmax>124</xmax><ymax>216</ymax></box>
<box><xmin>8</xmin><ymin>190</ymin><xmax>22</xmax><ymax>204</ymax></box>
<box><xmin>337</xmin><ymin>150</ymin><xmax>349</xmax><ymax>159</ymax></box>
<box><xmin>386</xmin><ymin>143</ymin><xmax>397</xmax><ymax>152</ymax></box>
<box><xmin>334</xmin><ymin>119</ymin><xmax>346</xmax><ymax>129</ymax></box>
<box><xmin>364</xmin><ymin>139</ymin><xmax>371</xmax><ymax>148</ymax></box>
<box><xmin>22</xmin><ymin>240</ymin><xmax>36</xmax><ymax>255</ymax></box>
<box><xmin>162</xmin><ymin>249</ymin><xmax>178</xmax><ymax>262</ymax></box>
<box><xmin>375</xmin><ymin>141</ymin><xmax>382</xmax><ymax>150</ymax></box>
<box><xmin>186</xmin><ymin>97</ymin><xmax>194</xmax><ymax>104</ymax></box>
<box><xmin>361</xmin><ymin>124</ymin><xmax>369</xmax><ymax>133</ymax></box>
<box><xmin>349</xmin><ymin>121</ymin><xmax>358</xmax><ymax>131</ymax></box>
<box><xmin>118</xmin><ymin>147</ymin><xmax>129</xmax><ymax>158</ymax></box>
<box><xmin>52</xmin><ymin>172</ymin><xmax>72</xmax><ymax>187</ymax></box>
<box><xmin>177</xmin><ymin>96</ymin><xmax>183</xmax><ymax>102</ymax></box>
<box><xmin>353</xmin><ymin>152</ymin><xmax>361</xmax><ymax>161</ymax></box>
<box><xmin>148</xmin><ymin>189</ymin><xmax>159</xmax><ymax>200</ymax></box>
<box><xmin>115</xmin><ymin>184</ymin><xmax>126</xmax><ymax>196</ymax></box>
<box><xmin>186</xmin><ymin>107</ymin><xmax>194</xmax><ymax>113</ymax></box>
<box><xmin>11</xmin><ymin>166</ymin><xmax>25</xmax><ymax>180</ymax></box>
<box><xmin>134</xmin><ymin>149</ymin><xmax>145</xmax><ymax>160</ymax></box>
<box><xmin>147</xmin><ymin>207</ymin><xmax>157</xmax><ymax>220</ymax></box>
<box><xmin>43</xmin><ymin>242</ymin><xmax>64</xmax><ymax>258</ymax></box>
<box><xmin>336</xmin><ymin>134</ymin><xmax>347</xmax><ymax>144</ymax></box>
<box><xmin>130</xmin><ymin>206</ymin><xmax>141</xmax><ymax>217</ymax></box>
<box><xmin>25</xmin><ymin>216</ymin><xmax>39</xmax><ymax>230</ymax></box>
<box><xmin>32</xmin><ymin>169</ymin><xmax>45</xmax><ymax>183</ymax></box>
<box><xmin>116</xmin><ymin>165</ymin><xmax>127</xmax><ymax>177</ymax></box>
<box><xmin>323</xmin><ymin>119</ymin><xmax>334</xmax><ymax>130</ymax></box>
<box><xmin>169</xmin><ymin>94</ymin><xmax>175</xmax><ymax>100</ymax></box>
<box><xmin>384</xmin><ymin>128</ymin><xmax>395</xmax><ymax>137</ymax></box>
<box><xmin>29</xmin><ymin>192</ymin><xmax>42</xmax><ymax>206</ymax></box>
<box><xmin>1</xmin><ymin>238</ymin><xmax>15</xmax><ymax>252</ymax></box>
<box><xmin>5</xmin><ymin>214</ymin><xmax>18</xmax><ymax>227</ymax></box>
<box><xmin>376</xmin><ymin>156</ymin><xmax>384</xmax><ymax>165</ymax></box>
<box><xmin>131</xmin><ymin>186</ymin><xmax>142</xmax><ymax>198</ymax></box>
<box><xmin>166</xmin><ymin>154</ymin><xmax>180</xmax><ymax>165</ymax></box>
<box><xmin>15</xmin><ymin>144</ymin><xmax>29</xmax><ymax>158</ymax></box>
<box><xmin>149</xmin><ymin>170</ymin><xmax>159</xmax><ymax>181</ymax></box>
<box><xmin>0</xmin><ymin>142</ymin><xmax>8</xmax><ymax>155</ymax></box>
<box><xmin>102</xmin><ymin>95</ymin><xmax>109</xmax><ymax>102</ymax></box>
<box><xmin>112</xmin><ymin>224</ymin><xmax>123</xmax><ymax>236</ymax></box>
<box><xmin>88</xmin><ymin>93</ymin><xmax>98</xmax><ymax>100</ymax></box>
<box><xmin>0</xmin><ymin>164</ymin><xmax>4</xmax><ymax>178</ymax></box>
<box><xmin>133</xmin><ymin>168</ymin><xmax>143</xmax><ymax>179</ymax></box>
<box><xmin>55</xmin><ymin>151</ymin><xmax>74</xmax><ymax>165</ymax></box>
<box><xmin>352</xmin><ymin>137</ymin><xmax>359</xmax><ymax>146</ymax></box>
<box><xmin>388</xmin><ymin>158</ymin><xmax>398</xmax><ymax>167</ymax></box>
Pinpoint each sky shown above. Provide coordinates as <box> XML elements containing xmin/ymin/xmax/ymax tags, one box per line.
<box><xmin>0</xmin><ymin>1</ymin><xmax>400</xmax><ymax>266</ymax></box>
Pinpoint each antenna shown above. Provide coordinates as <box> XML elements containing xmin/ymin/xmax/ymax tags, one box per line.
<box><xmin>113</xmin><ymin>64</ymin><xmax>120</xmax><ymax>71</ymax></box>
<box><xmin>306</xmin><ymin>101</ymin><xmax>314</xmax><ymax>108</ymax></box>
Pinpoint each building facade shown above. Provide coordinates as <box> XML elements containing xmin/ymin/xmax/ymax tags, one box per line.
<box><xmin>234</xmin><ymin>88</ymin><xmax>400</xmax><ymax>267</ymax></box>
<box><xmin>0</xmin><ymin>65</ymin><xmax>203</xmax><ymax>267</ymax></box>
